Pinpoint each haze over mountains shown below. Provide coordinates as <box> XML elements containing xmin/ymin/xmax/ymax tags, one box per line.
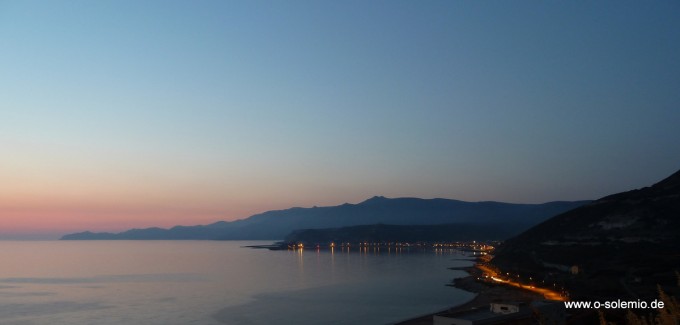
<box><xmin>61</xmin><ymin>197</ymin><xmax>589</xmax><ymax>241</ymax></box>
<box><xmin>492</xmin><ymin>168</ymin><xmax>680</xmax><ymax>299</ymax></box>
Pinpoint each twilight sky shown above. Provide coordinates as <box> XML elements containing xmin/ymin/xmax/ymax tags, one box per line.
<box><xmin>1</xmin><ymin>1</ymin><xmax>679</xmax><ymax>239</ymax></box>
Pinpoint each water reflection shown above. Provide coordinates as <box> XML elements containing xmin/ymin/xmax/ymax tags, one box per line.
<box><xmin>293</xmin><ymin>245</ymin><xmax>455</xmax><ymax>255</ymax></box>
<box><xmin>297</xmin><ymin>246</ymin><xmax>304</xmax><ymax>274</ymax></box>
<box><xmin>215</xmin><ymin>246</ymin><xmax>474</xmax><ymax>325</ymax></box>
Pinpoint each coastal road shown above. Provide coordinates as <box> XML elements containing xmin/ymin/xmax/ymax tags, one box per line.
<box><xmin>477</xmin><ymin>264</ymin><xmax>566</xmax><ymax>301</ymax></box>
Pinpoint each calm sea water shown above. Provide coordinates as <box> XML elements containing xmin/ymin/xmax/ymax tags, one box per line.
<box><xmin>0</xmin><ymin>241</ymin><xmax>474</xmax><ymax>325</ymax></box>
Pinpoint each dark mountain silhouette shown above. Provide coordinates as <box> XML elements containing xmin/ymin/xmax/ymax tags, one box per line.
<box><xmin>492</xmin><ymin>169</ymin><xmax>680</xmax><ymax>300</ymax></box>
<box><xmin>61</xmin><ymin>196</ymin><xmax>588</xmax><ymax>240</ymax></box>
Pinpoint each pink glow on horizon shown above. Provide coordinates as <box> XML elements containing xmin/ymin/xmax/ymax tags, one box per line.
<box><xmin>0</xmin><ymin>203</ymin><xmax>267</xmax><ymax>236</ymax></box>
<box><xmin>0</xmin><ymin>195</ymin><xmax>374</xmax><ymax>236</ymax></box>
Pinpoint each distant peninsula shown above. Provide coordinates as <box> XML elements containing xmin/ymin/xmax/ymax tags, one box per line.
<box><xmin>61</xmin><ymin>196</ymin><xmax>590</xmax><ymax>241</ymax></box>
<box><xmin>284</xmin><ymin>223</ymin><xmax>515</xmax><ymax>244</ymax></box>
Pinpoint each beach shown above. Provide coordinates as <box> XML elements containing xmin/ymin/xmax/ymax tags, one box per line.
<box><xmin>395</xmin><ymin>265</ymin><xmax>543</xmax><ymax>325</ymax></box>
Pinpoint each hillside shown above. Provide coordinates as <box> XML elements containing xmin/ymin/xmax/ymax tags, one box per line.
<box><xmin>492</xmin><ymin>169</ymin><xmax>680</xmax><ymax>300</ymax></box>
<box><xmin>61</xmin><ymin>196</ymin><xmax>589</xmax><ymax>240</ymax></box>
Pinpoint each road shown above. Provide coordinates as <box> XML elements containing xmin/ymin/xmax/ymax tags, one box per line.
<box><xmin>477</xmin><ymin>264</ymin><xmax>567</xmax><ymax>301</ymax></box>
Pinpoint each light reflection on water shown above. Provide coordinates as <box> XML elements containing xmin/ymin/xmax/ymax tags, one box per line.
<box><xmin>0</xmin><ymin>241</ymin><xmax>474</xmax><ymax>325</ymax></box>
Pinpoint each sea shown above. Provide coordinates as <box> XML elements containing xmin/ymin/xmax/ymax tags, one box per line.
<box><xmin>0</xmin><ymin>241</ymin><xmax>475</xmax><ymax>325</ymax></box>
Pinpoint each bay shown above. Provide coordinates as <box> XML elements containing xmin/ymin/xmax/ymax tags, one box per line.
<box><xmin>0</xmin><ymin>241</ymin><xmax>474</xmax><ymax>325</ymax></box>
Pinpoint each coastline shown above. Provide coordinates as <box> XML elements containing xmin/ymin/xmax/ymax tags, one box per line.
<box><xmin>394</xmin><ymin>262</ymin><xmax>543</xmax><ymax>325</ymax></box>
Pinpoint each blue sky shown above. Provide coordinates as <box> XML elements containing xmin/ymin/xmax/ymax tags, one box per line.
<box><xmin>1</xmin><ymin>0</ymin><xmax>679</xmax><ymax>236</ymax></box>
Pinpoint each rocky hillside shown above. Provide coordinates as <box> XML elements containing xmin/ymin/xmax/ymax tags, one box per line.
<box><xmin>492</xmin><ymin>169</ymin><xmax>680</xmax><ymax>300</ymax></box>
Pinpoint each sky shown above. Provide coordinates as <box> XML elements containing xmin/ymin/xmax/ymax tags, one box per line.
<box><xmin>1</xmin><ymin>1</ymin><xmax>679</xmax><ymax>239</ymax></box>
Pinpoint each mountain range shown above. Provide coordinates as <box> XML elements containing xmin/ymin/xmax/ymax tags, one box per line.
<box><xmin>61</xmin><ymin>196</ymin><xmax>589</xmax><ymax>240</ymax></box>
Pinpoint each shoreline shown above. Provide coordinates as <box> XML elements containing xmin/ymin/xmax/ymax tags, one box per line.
<box><xmin>394</xmin><ymin>262</ymin><xmax>543</xmax><ymax>325</ymax></box>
